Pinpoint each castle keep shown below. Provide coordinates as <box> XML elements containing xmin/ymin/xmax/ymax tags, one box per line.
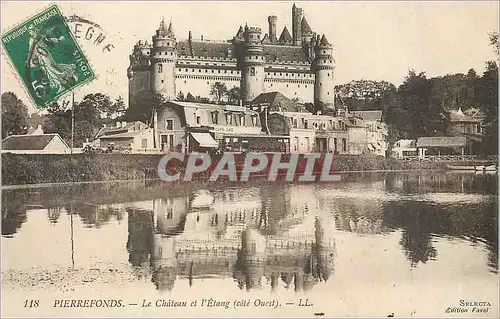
<box><xmin>127</xmin><ymin>3</ymin><xmax>335</xmax><ymax>107</ymax></box>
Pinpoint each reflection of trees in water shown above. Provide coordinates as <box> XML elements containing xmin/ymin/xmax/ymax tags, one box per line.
<box><xmin>382</xmin><ymin>200</ymin><xmax>498</xmax><ymax>272</ymax></box>
<box><xmin>1</xmin><ymin>191</ymin><xmax>27</xmax><ymax>237</ymax></box>
<box><xmin>47</xmin><ymin>207</ymin><xmax>62</xmax><ymax>224</ymax></box>
<box><xmin>385</xmin><ymin>172</ymin><xmax>498</xmax><ymax>195</ymax></box>
<box><xmin>73</xmin><ymin>203</ymin><xmax>124</xmax><ymax>228</ymax></box>
<box><xmin>126</xmin><ymin>209</ymin><xmax>154</xmax><ymax>269</ymax></box>
<box><xmin>332</xmin><ymin>199</ymin><xmax>388</xmax><ymax>235</ymax></box>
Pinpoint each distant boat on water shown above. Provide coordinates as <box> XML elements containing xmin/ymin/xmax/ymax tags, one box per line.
<box><xmin>447</xmin><ymin>164</ymin><xmax>497</xmax><ymax>172</ymax></box>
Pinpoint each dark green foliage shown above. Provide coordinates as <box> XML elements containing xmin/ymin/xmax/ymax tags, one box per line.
<box><xmin>1</xmin><ymin>92</ymin><xmax>29</xmax><ymax>139</ymax></box>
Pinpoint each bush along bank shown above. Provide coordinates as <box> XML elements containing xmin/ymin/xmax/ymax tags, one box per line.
<box><xmin>1</xmin><ymin>153</ymin><xmax>451</xmax><ymax>186</ymax></box>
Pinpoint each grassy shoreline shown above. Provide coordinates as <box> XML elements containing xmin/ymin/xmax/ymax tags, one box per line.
<box><xmin>0</xmin><ymin>153</ymin><xmax>475</xmax><ymax>186</ymax></box>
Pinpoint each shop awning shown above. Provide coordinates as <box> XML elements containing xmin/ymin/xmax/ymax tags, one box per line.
<box><xmin>191</xmin><ymin>132</ymin><xmax>218</xmax><ymax>148</ymax></box>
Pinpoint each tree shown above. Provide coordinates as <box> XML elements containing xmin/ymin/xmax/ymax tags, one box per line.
<box><xmin>125</xmin><ymin>90</ymin><xmax>168</xmax><ymax>123</ymax></box>
<box><xmin>476</xmin><ymin>61</ymin><xmax>498</xmax><ymax>155</ymax></box>
<box><xmin>397</xmin><ymin>70</ymin><xmax>449</xmax><ymax>138</ymax></box>
<box><xmin>227</xmin><ymin>87</ymin><xmax>241</xmax><ymax>105</ymax></box>
<box><xmin>210</xmin><ymin>82</ymin><xmax>228</xmax><ymax>103</ymax></box>
<box><xmin>1</xmin><ymin>92</ymin><xmax>29</xmax><ymax>139</ymax></box>
<box><xmin>176</xmin><ymin>91</ymin><xmax>185</xmax><ymax>101</ymax></box>
<box><xmin>185</xmin><ymin>92</ymin><xmax>195</xmax><ymax>102</ymax></box>
<box><xmin>489</xmin><ymin>31</ymin><xmax>499</xmax><ymax>58</ymax></box>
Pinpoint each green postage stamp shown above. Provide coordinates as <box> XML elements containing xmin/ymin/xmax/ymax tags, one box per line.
<box><xmin>2</xmin><ymin>4</ymin><xmax>95</xmax><ymax>108</ymax></box>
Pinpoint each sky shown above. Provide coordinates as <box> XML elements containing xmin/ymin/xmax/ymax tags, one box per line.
<box><xmin>1</xmin><ymin>1</ymin><xmax>499</xmax><ymax>114</ymax></box>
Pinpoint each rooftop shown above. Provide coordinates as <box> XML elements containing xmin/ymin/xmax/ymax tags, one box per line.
<box><xmin>2</xmin><ymin>134</ymin><xmax>68</xmax><ymax>150</ymax></box>
<box><xmin>416</xmin><ymin>136</ymin><xmax>467</xmax><ymax>148</ymax></box>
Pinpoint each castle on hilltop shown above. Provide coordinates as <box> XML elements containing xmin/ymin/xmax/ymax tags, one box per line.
<box><xmin>127</xmin><ymin>3</ymin><xmax>335</xmax><ymax>108</ymax></box>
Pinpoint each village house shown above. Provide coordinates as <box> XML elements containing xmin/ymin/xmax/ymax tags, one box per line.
<box><xmin>155</xmin><ymin>100</ymin><xmax>289</xmax><ymax>153</ymax></box>
<box><xmin>391</xmin><ymin>139</ymin><xmax>417</xmax><ymax>159</ymax></box>
<box><xmin>351</xmin><ymin>110</ymin><xmax>388</xmax><ymax>156</ymax></box>
<box><xmin>416</xmin><ymin>136</ymin><xmax>479</xmax><ymax>158</ymax></box>
<box><xmin>2</xmin><ymin>132</ymin><xmax>71</xmax><ymax>154</ymax></box>
<box><xmin>447</xmin><ymin>108</ymin><xmax>482</xmax><ymax>136</ymax></box>
<box><xmin>265</xmin><ymin>111</ymin><xmax>348</xmax><ymax>154</ymax></box>
<box><xmin>93</xmin><ymin>121</ymin><xmax>155</xmax><ymax>152</ymax></box>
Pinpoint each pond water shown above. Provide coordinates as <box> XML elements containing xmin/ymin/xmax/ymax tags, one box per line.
<box><xmin>1</xmin><ymin>172</ymin><xmax>498</xmax><ymax>317</ymax></box>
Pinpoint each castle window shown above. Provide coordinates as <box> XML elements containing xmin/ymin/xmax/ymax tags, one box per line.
<box><xmin>327</xmin><ymin>92</ymin><xmax>330</xmax><ymax>95</ymax></box>
<box><xmin>320</xmin><ymin>83</ymin><xmax>323</xmax><ymax>86</ymax></box>
<box><xmin>224</xmin><ymin>70</ymin><xmax>227</xmax><ymax>73</ymax></box>
<box><xmin>231</xmin><ymin>71</ymin><xmax>233</xmax><ymax>74</ymax></box>
<box><xmin>286</xmin><ymin>73</ymin><xmax>288</xmax><ymax>76</ymax></box>
<box><xmin>274</xmin><ymin>72</ymin><xmax>276</xmax><ymax>75</ymax></box>
<box><xmin>218</xmin><ymin>70</ymin><xmax>220</xmax><ymax>73</ymax></box>
<box><xmin>286</xmin><ymin>84</ymin><xmax>289</xmax><ymax>87</ymax></box>
<box><xmin>225</xmin><ymin>113</ymin><xmax>233</xmax><ymax>125</ymax></box>
<box><xmin>161</xmin><ymin>80</ymin><xmax>164</xmax><ymax>83</ymax></box>
<box><xmin>212</xmin><ymin>111</ymin><xmax>218</xmax><ymax>124</ymax></box>
<box><xmin>211</xmin><ymin>70</ymin><xmax>214</xmax><ymax>73</ymax></box>
<box><xmin>207</xmin><ymin>81</ymin><xmax>209</xmax><ymax>84</ymax></box>
<box><xmin>184</xmin><ymin>80</ymin><xmax>187</xmax><ymax>84</ymax></box>
<box><xmin>305</xmin><ymin>85</ymin><xmax>307</xmax><ymax>88</ymax></box>
<box><xmin>147</xmin><ymin>51</ymin><xmax>149</xmax><ymax>54</ymax></box>
<box><xmin>298</xmin><ymin>85</ymin><xmax>300</xmax><ymax>88</ymax></box>
<box><xmin>205</xmin><ymin>69</ymin><xmax>207</xmax><ymax>72</ymax></box>
<box><xmin>185</xmin><ymin>68</ymin><xmax>188</xmax><ymax>71</ymax></box>
<box><xmin>327</xmin><ymin>73</ymin><xmax>330</xmax><ymax>76</ymax></box>
<box><xmin>178</xmin><ymin>68</ymin><xmax>181</xmax><ymax>71</ymax></box>
<box><xmin>323</xmin><ymin>50</ymin><xmax>326</xmax><ymax>54</ymax></box>
<box><xmin>324</xmin><ymin>60</ymin><xmax>326</xmax><ymax>63</ymax></box>
<box><xmin>158</xmin><ymin>64</ymin><xmax>163</xmax><ymax>73</ymax></box>
<box><xmin>250</xmin><ymin>67</ymin><xmax>255</xmax><ymax>76</ymax></box>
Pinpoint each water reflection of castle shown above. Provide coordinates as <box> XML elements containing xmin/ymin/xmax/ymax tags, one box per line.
<box><xmin>126</xmin><ymin>185</ymin><xmax>336</xmax><ymax>292</ymax></box>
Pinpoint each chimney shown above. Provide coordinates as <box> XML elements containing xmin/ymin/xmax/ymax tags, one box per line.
<box><xmin>121</xmin><ymin>121</ymin><xmax>127</xmax><ymax>128</ymax></box>
<box><xmin>153</xmin><ymin>109</ymin><xmax>159</xmax><ymax>149</ymax></box>
<box><xmin>116</xmin><ymin>122</ymin><xmax>121</xmax><ymax>128</ymax></box>
<box><xmin>268</xmin><ymin>15</ymin><xmax>277</xmax><ymax>44</ymax></box>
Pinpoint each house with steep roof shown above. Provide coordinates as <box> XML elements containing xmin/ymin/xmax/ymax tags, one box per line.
<box><xmin>2</xmin><ymin>133</ymin><xmax>70</xmax><ymax>154</ymax></box>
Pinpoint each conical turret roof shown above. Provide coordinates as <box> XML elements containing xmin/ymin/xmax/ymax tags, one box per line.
<box><xmin>320</xmin><ymin>34</ymin><xmax>330</xmax><ymax>46</ymax></box>
<box><xmin>278</xmin><ymin>26</ymin><xmax>293</xmax><ymax>44</ymax></box>
<box><xmin>301</xmin><ymin>17</ymin><xmax>312</xmax><ymax>34</ymax></box>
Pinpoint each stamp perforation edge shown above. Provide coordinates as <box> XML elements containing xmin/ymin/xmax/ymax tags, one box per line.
<box><xmin>1</xmin><ymin>2</ymin><xmax>99</xmax><ymax>109</ymax></box>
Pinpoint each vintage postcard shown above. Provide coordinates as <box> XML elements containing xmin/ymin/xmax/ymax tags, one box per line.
<box><xmin>1</xmin><ymin>1</ymin><xmax>498</xmax><ymax>318</ymax></box>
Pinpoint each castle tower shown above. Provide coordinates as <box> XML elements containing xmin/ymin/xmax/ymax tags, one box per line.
<box><xmin>127</xmin><ymin>40</ymin><xmax>152</xmax><ymax>104</ymax></box>
<box><xmin>239</xmin><ymin>25</ymin><xmax>266</xmax><ymax>103</ymax></box>
<box><xmin>151</xmin><ymin>19</ymin><xmax>177</xmax><ymax>100</ymax></box>
<box><xmin>292</xmin><ymin>3</ymin><xmax>303</xmax><ymax>46</ymax></box>
<box><xmin>268</xmin><ymin>15</ymin><xmax>277</xmax><ymax>44</ymax></box>
<box><xmin>312</xmin><ymin>34</ymin><xmax>335</xmax><ymax>110</ymax></box>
